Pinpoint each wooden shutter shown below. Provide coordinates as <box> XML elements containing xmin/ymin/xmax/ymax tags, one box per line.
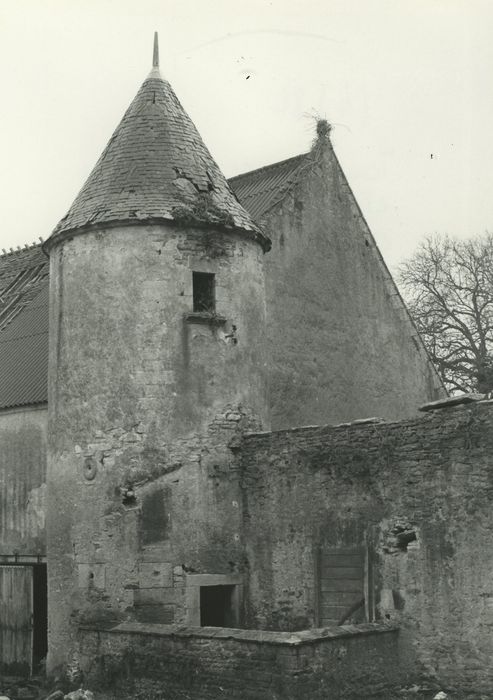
<box><xmin>317</xmin><ymin>546</ymin><xmax>365</xmax><ymax>626</ymax></box>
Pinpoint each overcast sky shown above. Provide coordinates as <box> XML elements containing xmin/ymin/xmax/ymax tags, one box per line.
<box><xmin>1</xmin><ymin>0</ymin><xmax>492</xmax><ymax>269</ymax></box>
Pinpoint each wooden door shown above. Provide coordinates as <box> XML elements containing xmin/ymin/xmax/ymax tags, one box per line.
<box><xmin>0</xmin><ymin>566</ymin><xmax>33</xmax><ymax>675</ymax></box>
<box><xmin>317</xmin><ymin>546</ymin><xmax>366</xmax><ymax>626</ymax></box>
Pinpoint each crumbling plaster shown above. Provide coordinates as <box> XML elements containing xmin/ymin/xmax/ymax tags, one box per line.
<box><xmin>0</xmin><ymin>405</ymin><xmax>47</xmax><ymax>556</ymax></box>
<box><xmin>46</xmin><ymin>223</ymin><xmax>268</xmax><ymax>671</ymax></box>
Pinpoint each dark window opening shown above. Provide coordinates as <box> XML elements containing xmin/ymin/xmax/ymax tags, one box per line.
<box><xmin>32</xmin><ymin>564</ymin><xmax>48</xmax><ymax>672</ymax></box>
<box><xmin>395</xmin><ymin>528</ymin><xmax>417</xmax><ymax>552</ymax></box>
<box><xmin>141</xmin><ymin>488</ymin><xmax>171</xmax><ymax>544</ymax></box>
<box><xmin>121</xmin><ymin>486</ymin><xmax>136</xmax><ymax>507</ymax></box>
<box><xmin>200</xmin><ymin>585</ymin><xmax>235</xmax><ymax>627</ymax></box>
<box><xmin>193</xmin><ymin>272</ymin><xmax>215</xmax><ymax>312</ymax></box>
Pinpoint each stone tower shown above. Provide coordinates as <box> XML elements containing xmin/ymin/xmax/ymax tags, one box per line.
<box><xmin>44</xmin><ymin>35</ymin><xmax>270</xmax><ymax>671</ymax></box>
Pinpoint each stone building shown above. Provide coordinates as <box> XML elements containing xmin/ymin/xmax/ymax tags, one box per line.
<box><xmin>7</xmin><ymin>36</ymin><xmax>493</xmax><ymax>698</ymax></box>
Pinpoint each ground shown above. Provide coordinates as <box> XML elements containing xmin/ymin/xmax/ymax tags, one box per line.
<box><xmin>0</xmin><ymin>676</ymin><xmax>488</xmax><ymax>700</ymax></box>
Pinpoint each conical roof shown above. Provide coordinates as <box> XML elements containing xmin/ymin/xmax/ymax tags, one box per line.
<box><xmin>47</xmin><ymin>37</ymin><xmax>269</xmax><ymax>251</ymax></box>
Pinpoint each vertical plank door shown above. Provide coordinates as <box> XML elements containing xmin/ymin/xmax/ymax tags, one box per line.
<box><xmin>0</xmin><ymin>566</ymin><xmax>33</xmax><ymax>675</ymax></box>
<box><xmin>318</xmin><ymin>546</ymin><xmax>365</xmax><ymax>626</ymax></box>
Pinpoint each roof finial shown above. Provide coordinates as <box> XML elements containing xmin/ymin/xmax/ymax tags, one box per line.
<box><xmin>153</xmin><ymin>32</ymin><xmax>159</xmax><ymax>68</ymax></box>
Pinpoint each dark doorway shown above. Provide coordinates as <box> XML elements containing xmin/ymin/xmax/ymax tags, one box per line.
<box><xmin>200</xmin><ymin>585</ymin><xmax>235</xmax><ymax>627</ymax></box>
<box><xmin>32</xmin><ymin>564</ymin><xmax>48</xmax><ymax>671</ymax></box>
<box><xmin>0</xmin><ymin>563</ymin><xmax>47</xmax><ymax>676</ymax></box>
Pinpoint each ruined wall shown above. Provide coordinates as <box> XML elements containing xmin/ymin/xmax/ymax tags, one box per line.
<box><xmin>262</xmin><ymin>138</ymin><xmax>443</xmax><ymax>430</ymax></box>
<box><xmin>46</xmin><ymin>224</ymin><xmax>268</xmax><ymax>671</ymax></box>
<box><xmin>240</xmin><ymin>401</ymin><xmax>493</xmax><ymax>694</ymax></box>
<box><xmin>79</xmin><ymin>622</ymin><xmax>403</xmax><ymax>699</ymax></box>
<box><xmin>0</xmin><ymin>405</ymin><xmax>46</xmax><ymax>556</ymax></box>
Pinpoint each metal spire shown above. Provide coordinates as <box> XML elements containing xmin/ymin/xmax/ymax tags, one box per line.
<box><xmin>153</xmin><ymin>32</ymin><xmax>159</xmax><ymax>68</ymax></box>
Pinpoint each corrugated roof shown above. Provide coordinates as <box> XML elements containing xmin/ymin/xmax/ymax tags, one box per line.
<box><xmin>228</xmin><ymin>153</ymin><xmax>309</xmax><ymax>221</ymax></box>
<box><xmin>0</xmin><ymin>246</ymin><xmax>49</xmax><ymax>409</ymax></box>
<box><xmin>0</xmin><ymin>245</ymin><xmax>48</xmax><ymax>333</ymax></box>
<box><xmin>48</xmin><ymin>67</ymin><xmax>269</xmax><ymax>251</ymax></box>
<box><xmin>0</xmin><ymin>281</ymin><xmax>48</xmax><ymax>409</ymax></box>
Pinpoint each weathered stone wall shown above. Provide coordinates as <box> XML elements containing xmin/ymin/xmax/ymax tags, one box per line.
<box><xmin>0</xmin><ymin>405</ymin><xmax>46</xmax><ymax>556</ymax></box>
<box><xmin>79</xmin><ymin>622</ymin><xmax>403</xmax><ymax>699</ymax></box>
<box><xmin>240</xmin><ymin>401</ymin><xmax>493</xmax><ymax>694</ymax></box>
<box><xmin>46</xmin><ymin>224</ymin><xmax>268</xmax><ymax>671</ymax></box>
<box><xmin>262</xmin><ymin>137</ymin><xmax>443</xmax><ymax>430</ymax></box>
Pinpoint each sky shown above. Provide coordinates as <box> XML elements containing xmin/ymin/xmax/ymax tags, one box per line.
<box><xmin>1</xmin><ymin>0</ymin><xmax>492</xmax><ymax>269</ymax></box>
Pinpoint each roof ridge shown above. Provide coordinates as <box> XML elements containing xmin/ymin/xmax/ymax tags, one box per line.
<box><xmin>0</xmin><ymin>330</ymin><xmax>48</xmax><ymax>345</ymax></box>
<box><xmin>0</xmin><ymin>241</ymin><xmax>44</xmax><ymax>259</ymax></box>
<box><xmin>228</xmin><ymin>152</ymin><xmax>309</xmax><ymax>183</ymax></box>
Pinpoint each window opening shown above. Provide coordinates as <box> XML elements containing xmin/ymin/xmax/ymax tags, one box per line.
<box><xmin>200</xmin><ymin>584</ymin><xmax>235</xmax><ymax>626</ymax></box>
<box><xmin>193</xmin><ymin>272</ymin><xmax>215</xmax><ymax>312</ymax></box>
<box><xmin>141</xmin><ymin>489</ymin><xmax>171</xmax><ymax>544</ymax></box>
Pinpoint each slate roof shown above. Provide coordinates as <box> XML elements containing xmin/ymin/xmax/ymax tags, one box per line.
<box><xmin>48</xmin><ymin>67</ymin><xmax>269</xmax><ymax>251</ymax></box>
<box><xmin>0</xmin><ymin>246</ymin><xmax>49</xmax><ymax>409</ymax></box>
<box><xmin>229</xmin><ymin>153</ymin><xmax>309</xmax><ymax>221</ymax></box>
<box><xmin>0</xmin><ymin>149</ymin><xmax>296</xmax><ymax>409</ymax></box>
<box><xmin>0</xmin><ymin>145</ymin><xmax>446</xmax><ymax>409</ymax></box>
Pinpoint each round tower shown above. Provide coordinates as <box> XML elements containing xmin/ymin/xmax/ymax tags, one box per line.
<box><xmin>44</xmin><ymin>35</ymin><xmax>270</xmax><ymax>672</ymax></box>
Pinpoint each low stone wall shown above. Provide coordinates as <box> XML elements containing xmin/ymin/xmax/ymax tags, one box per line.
<box><xmin>79</xmin><ymin>622</ymin><xmax>403</xmax><ymax>699</ymax></box>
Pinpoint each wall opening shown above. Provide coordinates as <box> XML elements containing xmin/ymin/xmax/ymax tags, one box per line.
<box><xmin>383</xmin><ymin>523</ymin><xmax>418</xmax><ymax>554</ymax></box>
<box><xmin>200</xmin><ymin>585</ymin><xmax>236</xmax><ymax>627</ymax></box>
<box><xmin>141</xmin><ymin>488</ymin><xmax>171</xmax><ymax>544</ymax></box>
<box><xmin>32</xmin><ymin>564</ymin><xmax>48</xmax><ymax>671</ymax></box>
<box><xmin>394</xmin><ymin>527</ymin><xmax>416</xmax><ymax>552</ymax></box>
<box><xmin>0</xmin><ymin>563</ymin><xmax>47</xmax><ymax>675</ymax></box>
<box><xmin>193</xmin><ymin>272</ymin><xmax>215</xmax><ymax>312</ymax></box>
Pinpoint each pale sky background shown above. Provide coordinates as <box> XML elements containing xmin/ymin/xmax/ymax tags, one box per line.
<box><xmin>1</xmin><ymin>0</ymin><xmax>492</xmax><ymax>270</ymax></box>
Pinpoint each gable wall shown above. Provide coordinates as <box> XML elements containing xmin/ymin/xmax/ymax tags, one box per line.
<box><xmin>262</xmin><ymin>140</ymin><xmax>443</xmax><ymax>430</ymax></box>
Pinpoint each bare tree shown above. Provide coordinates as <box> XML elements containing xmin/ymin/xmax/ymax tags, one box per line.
<box><xmin>399</xmin><ymin>233</ymin><xmax>493</xmax><ymax>394</ymax></box>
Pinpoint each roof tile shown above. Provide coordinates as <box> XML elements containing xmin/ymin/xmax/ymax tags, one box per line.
<box><xmin>228</xmin><ymin>153</ymin><xmax>309</xmax><ymax>222</ymax></box>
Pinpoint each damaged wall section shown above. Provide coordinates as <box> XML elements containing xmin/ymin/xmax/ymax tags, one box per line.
<box><xmin>0</xmin><ymin>405</ymin><xmax>46</xmax><ymax>557</ymax></box>
<box><xmin>239</xmin><ymin>401</ymin><xmax>493</xmax><ymax>694</ymax></box>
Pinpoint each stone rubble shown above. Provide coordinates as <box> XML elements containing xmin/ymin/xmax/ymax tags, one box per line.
<box><xmin>0</xmin><ymin>680</ymin><xmax>94</xmax><ymax>700</ymax></box>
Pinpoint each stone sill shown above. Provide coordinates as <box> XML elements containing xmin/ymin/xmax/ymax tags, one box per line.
<box><xmin>184</xmin><ymin>312</ymin><xmax>227</xmax><ymax>326</ymax></box>
<box><xmin>80</xmin><ymin>621</ymin><xmax>398</xmax><ymax>647</ymax></box>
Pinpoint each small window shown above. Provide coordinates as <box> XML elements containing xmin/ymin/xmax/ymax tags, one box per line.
<box><xmin>193</xmin><ymin>272</ymin><xmax>215</xmax><ymax>312</ymax></box>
